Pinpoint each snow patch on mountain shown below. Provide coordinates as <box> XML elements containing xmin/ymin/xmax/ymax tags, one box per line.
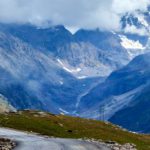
<box><xmin>77</xmin><ymin>76</ymin><xmax>88</xmax><ymax>79</ymax></box>
<box><xmin>119</xmin><ymin>35</ymin><xmax>147</xmax><ymax>59</ymax></box>
<box><xmin>120</xmin><ymin>35</ymin><xmax>145</xmax><ymax>50</ymax></box>
<box><xmin>57</xmin><ymin>59</ymin><xmax>81</xmax><ymax>73</ymax></box>
<box><xmin>57</xmin><ymin>41</ymin><xmax>129</xmax><ymax>78</ymax></box>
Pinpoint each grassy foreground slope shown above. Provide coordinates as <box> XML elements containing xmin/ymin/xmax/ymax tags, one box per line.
<box><xmin>0</xmin><ymin>111</ymin><xmax>149</xmax><ymax>150</ymax></box>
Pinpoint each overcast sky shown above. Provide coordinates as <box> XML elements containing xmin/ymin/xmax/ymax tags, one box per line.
<box><xmin>0</xmin><ymin>0</ymin><xmax>150</xmax><ymax>32</ymax></box>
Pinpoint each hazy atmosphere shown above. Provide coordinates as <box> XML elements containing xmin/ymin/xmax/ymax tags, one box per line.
<box><xmin>0</xmin><ymin>1</ymin><xmax>150</xmax><ymax>149</ymax></box>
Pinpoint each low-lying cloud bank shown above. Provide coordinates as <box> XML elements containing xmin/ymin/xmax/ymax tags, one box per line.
<box><xmin>0</xmin><ymin>0</ymin><xmax>150</xmax><ymax>32</ymax></box>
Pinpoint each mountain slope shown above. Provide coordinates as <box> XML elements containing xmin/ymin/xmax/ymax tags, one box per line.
<box><xmin>108</xmin><ymin>54</ymin><xmax>150</xmax><ymax>133</ymax></box>
<box><xmin>0</xmin><ymin>25</ymin><xmax>104</xmax><ymax>114</ymax></box>
<box><xmin>0</xmin><ymin>23</ymin><xmax>149</xmax><ymax>120</ymax></box>
<box><xmin>110</xmin><ymin>83</ymin><xmax>150</xmax><ymax>133</ymax></box>
<box><xmin>77</xmin><ymin>52</ymin><xmax>150</xmax><ymax>133</ymax></box>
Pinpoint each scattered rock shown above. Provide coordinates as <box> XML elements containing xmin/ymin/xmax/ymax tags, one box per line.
<box><xmin>0</xmin><ymin>138</ymin><xmax>16</xmax><ymax>150</ymax></box>
<box><xmin>37</xmin><ymin>112</ymin><xmax>48</xmax><ymax>117</ymax></box>
<box><xmin>58</xmin><ymin>123</ymin><xmax>63</xmax><ymax>127</ymax></box>
<box><xmin>81</xmin><ymin>139</ymin><xmax>137</xmax><ymax>150</ymax></box>
<box><xmin>105</xmin><ymin>141</ymin><xmax>137</xmax><ymax>150</ymax></box>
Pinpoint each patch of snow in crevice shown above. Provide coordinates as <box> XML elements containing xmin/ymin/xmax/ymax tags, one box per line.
<box><xmin>77</xmin><ymin>76</ymin><xmax>88</xmax><ymax>79</ymax></box>
<box><xmin>57</xmin><ymin>58</ymin><xmax>109</xmax><ymax>79</ymax></box>
<box><xmin>59</xmin><ymin>81</ymin><xmax>64</xmax><ymax>85</ymax></box>
<box><xmin>57</xmin><ymin>59</ymin><xmax>81</xmax><ymax>73</ymax></box>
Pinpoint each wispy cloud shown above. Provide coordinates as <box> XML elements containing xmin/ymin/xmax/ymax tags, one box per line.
<box><xmin>0</xmin><ymin>0</ymin><xmax>149</xmax><ymax>32</ymax></box>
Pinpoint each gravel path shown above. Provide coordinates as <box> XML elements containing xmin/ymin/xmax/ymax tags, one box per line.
<box><xmin>0</xmin><ymin>128</ymin><xmax>111</xmax><ymax>150</ymax></box>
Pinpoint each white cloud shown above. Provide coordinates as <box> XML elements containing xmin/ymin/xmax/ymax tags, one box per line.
<box><xmin>112</xmin><ymin>0</ymin><xmax>150</xmax><ymax>14</ymax></box>
<box><xmin>0</xmin><ymin>0</ymin><xmax>149</xmax><ymax>32</ymax></box>
<box><xmin>124</xmin><ymin>24</ymin><xmax>149</xmax><ymax>36</ymax></box>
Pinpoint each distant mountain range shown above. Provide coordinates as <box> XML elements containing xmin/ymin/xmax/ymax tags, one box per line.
<box><xmin>0</xmin><ymin>8</ymin><xmax>150</xmax><ymax>133</ymax></box>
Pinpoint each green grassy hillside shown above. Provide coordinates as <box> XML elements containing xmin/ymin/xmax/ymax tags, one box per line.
<box><xmin>0</xmin><ymin>110</ymin><xmax>149</xmax><ymax>150</ymax></box>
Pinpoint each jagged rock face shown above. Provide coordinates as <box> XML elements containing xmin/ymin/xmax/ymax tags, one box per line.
<box><xmin>73</xmin><ymin>29</ymin><xmax>149</xmax><ymax>78</ymax></box>
<box><xmin>0</xmin><ymin>24</ymin><xmax>73</xmax><ymax>52</ymax></box>
<box><xmin>0</xmin><ymin>22</ymin><xmax>149</xmax><ymax>123</ymax></box>
<box><xmin>0</xmin><ymin>23</ymin><xmax>148</xmax><ymax>79</ymax></box>
<box><xmin>57</xmin><ymin>42</ymin><xmax>118</xmax><ymax>77</ymax></box>
<box><xmin>0</xmin><ymin>25</ymin><xmax>103</xmax><ymax>114</ymax></box>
